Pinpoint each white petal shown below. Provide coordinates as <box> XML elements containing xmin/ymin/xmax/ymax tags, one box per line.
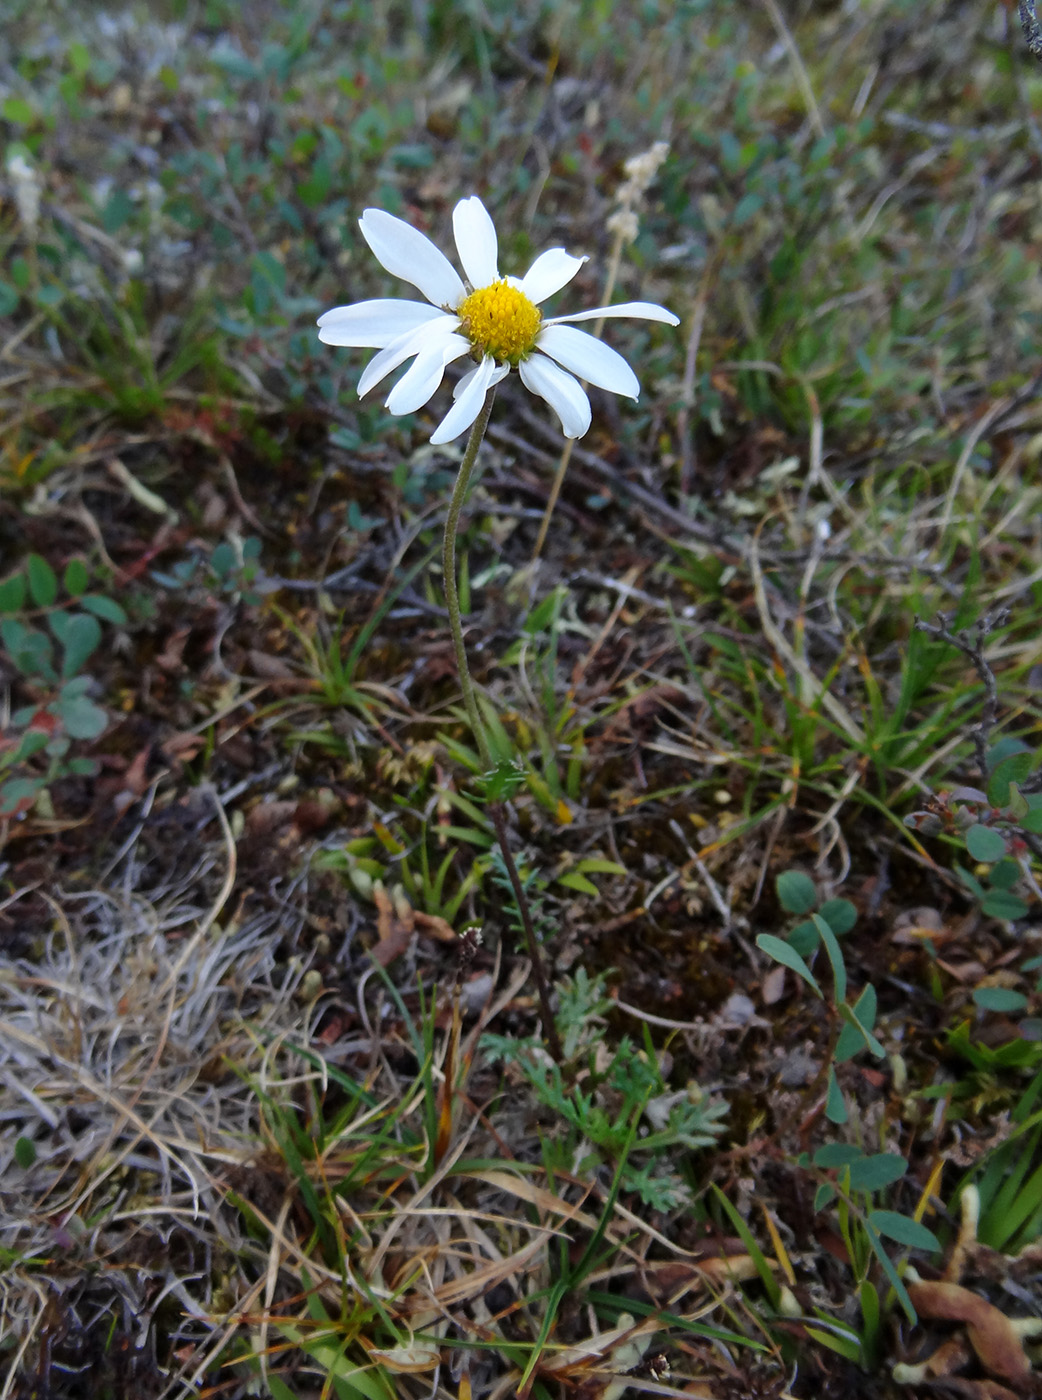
<box><xmin>520</xmin><ymin>248</ymin><xmax>588</xmax><ymax>304</ymax></box>
<box><xmin>519</xmin><ymin>353</ymin><xmax>592</xmax><ymax>438</ymax></box>
<box><xmin>317</xmin><ymin>299</ymin><xmax>445</xmax><ymax>347</ymax></box>
<box><xmin>452</xmin><ymin>360</ymin><xmax>510</xmax><ymax>399</ymax></box>
<box><xmin>546</xmin><ymin>299</ymin><xmax>680</xmax><ymax>326</ymax></box>
<box><xmin>431</xmin><ymin>356</ymin><xmax>502</xmax><ymax>444</ymax></box>
<box><xmin>452</xmin><ymin>196</ymin><xmax>499</xmax><ymax>289</ymax></box>
<box><xmin>357</xmin><ymin>317</ymin><xmax>460</xmax><ymax>397</ymax></box>
<box><xmin>536</xmin><ymin>323</ymin><xmax>639</xmax><ymax>398</ymax></box>
<box><xmin>359</xmin><ymin>208</ymin><xmax>466</xmax><ymax>308</ymax></box>
<box><xmin>385</xmin><ymin>335</ymin><xmax>470</xmax><ymax>415</ymax></box>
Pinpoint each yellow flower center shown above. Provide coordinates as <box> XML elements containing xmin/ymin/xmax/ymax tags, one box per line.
<box><xmin>458</xmin><ymin>280</ymin><xmax>541</xmax><ymax>364</ymax></box>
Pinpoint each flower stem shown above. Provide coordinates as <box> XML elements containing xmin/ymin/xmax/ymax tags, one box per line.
<box><xmin>443</xmin><ymin>390</ymin><xmax>564</xmax><ymax>1063</ymax></box>
<box><xmin>443</xmin><ymin>390</ymin><xmax>497</xmax><ymax>772</ymax></box>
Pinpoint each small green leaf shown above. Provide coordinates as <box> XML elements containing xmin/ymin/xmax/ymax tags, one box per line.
<box><xmin>0</xmin><ymin>574</ymin><xmax>26</xmax><ymax>612</ymax></box>
<box><xmin>54</xmin><ymin>693</ymin><xmax>107</xmax><ymax>740</ymax></box>
<box><xmin>1021</xmin><ymin>807</ymin><xmax>1042</xmax><ymax>834</ymax></box>
<box><xmin>210</xmin><ymin>541</ymin><xmax>235</xmax><ymax>578</ymax></box>
<box><xmin>58</xmin><ymin>613</ymin><xmax>101</xmax><ymax>677</ymax></box>
<box><xmin>63</xmin><ymin>558</ymin><xmax>89</xmax><ymax>597</ymax></box>
<box><xmin>2</xmin><ymin>97</ymin><xmax>36</xmax><ymax>124</ymax></box>
<box><xmin>987</xmin><ymin>737</ymin><xmax>1031</xmax><ymax>769</ymax></box>
<box><xmin>478</xmin><ymin>757</ymin><xmax>525</xmax><ymax>803</ymax></box>
<box><xmin>972</xmin><ymin>987</ymin><xmax>1028</xmax><ymax>1013</ymax></box>
<box><xmin>80</xmin><ymin>594</ymin><xmax>128</xmax><ymax>624</ymax></box>
<box><xmin>835</xmin><ymin>1019</ymin><xmax>865</xmax><ymax>1063</ymax></box>
<box><xmin>776</xmin><ymin>870</ymin><xmax>817</xmax><ymax>915</ymax></box>
<box><xmin>813</xmin><ymin>1182</ymin><xmax>837</xmax><ymax>1212</ymax></box>
<box><xmin>981</xmin><ymin>889</ymin><xmax>1029</xmax><ymax>921</ymax></box>
<box><xmin>756</xmin><ymin>934</ymin><xmax>821</xmax><ymax>997</ymax></box>
<box><xmin>847</xmin><ymin>1154</ymin><xmax>907</xmax><ymax>1192</ymax></box>
<box><xmin>1</xmin><ymin>619</ymin><xmax>55</xmax><ymax>680</ymax></box>
<box><xmin>812</xmin><ymin>913</ymin><xmax>846</xmax><ymax>1004</ymax></box>
<box><xmin>988</xmin><ymin>752</ymin><xmax>1034</xmax><ymax>807</ymax></box>
<box><xmin>850</xmin><ymin>982</ymin><xmax>877</xmax><ymax>1031</ymax></box>
<box><xmin>867</xmin><ymin>1211</ymin><xmax>939</xmax><ymax>1251</ymax></box>
<box><xmin>813</xmin><ymin>1143</ymin><xmax>864</xmax><ymax>1169</ymax></box>
<box><xmin>732</xmin><ymin>191</ymin><xmax>763</xmax><ymax>225</ymax></box>
<box><xmin>836</xmin><ymin>987</ymin><xmax>885</xmax><ymax>1062</ymax></box>
<box><xmin>13</xmin><ymin>730</ymin><xmax>50</xmax><ymax>763</ymax></box>
<box><xmin>573</xmin><ymin>858</ymin><xmax>628</xmax><ymax>877</ymax></box>
<box><xmin>788</xmin><ymin>919</ymin><xmax>819</xmax><ymax>957</ymax></box>
<box><xmin>820</xmin><ymin>898</ymin><xmax>857</xmax><ymax>936</ymax></box>
<box><xmin>556</xmin><ymin>872</ymin><xmax>600</xmax><ymax>896</ymax></box>
<box><xmin>67</xmin><ymin>40</ymin><xmax>91</xmax><ymax>75</ymax></box>
<box><xmin>27</xmin><ymin>554</ymin><xmax>58</xmax><ymax>607</ymax></box>
<box><xmin>0</xmin><ymin>777</ymin><xmax>44</xmax><ymax>815</ymax></box>
<box><xmin>989</xmin><ymin>858</ymin><xmax>1021</xmax><ymax>890</ymax></box>
<box><xmin>966</xmin><ymin>823</ymin><xmax>1007</xmax><ymax>863</ymax></box>
<box><xmin>14</xmin><ymin>1136</ymin><xmax>36</xmax><ymax>1169</ymax></box>
<box><xmin>956</xmin><ymin>863</ymin><xmax>985</xmax><ymax>899</ymax></box>
<box><xmin>1007</xmin><ymin>783</ymin><xmax>1029</xmax><ymax>821</ymax></box>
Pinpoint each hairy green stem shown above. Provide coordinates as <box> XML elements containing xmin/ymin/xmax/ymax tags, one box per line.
<box><xmin>442</xmin><ymin>390</ymin><xmax>563</xmax><ymax>1062</ymax></box>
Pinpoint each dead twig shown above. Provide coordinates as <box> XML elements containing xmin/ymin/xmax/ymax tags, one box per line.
<box><xmin>912</xmin><ymin>611</ymin><xmax>1009</xmax><ymax>789</ymax></box>
<box><xmin>1019</xmin><ymin>0</ymin><xmax>1042</xmax><ymax>62</ymax></box>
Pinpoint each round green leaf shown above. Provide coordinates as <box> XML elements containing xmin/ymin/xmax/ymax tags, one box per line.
<box><xmin>56</xmin><ymin>694</ymin><xmax>107</xmax><ymax>740</ymax></box>
<box><xmin>788</xmin><ymin>919</ymin><xmax>818</xmax><ymax>957</ymax></box>
<box><xmin>776</xmin><ymin>870</ymin><xmax>817</xmax><ymax>915</ymax></box>
<box><xmin>965</xmin><ymin>823</ymin><xmax>1007</xmax><ymax>863</ymax></box>
<box><xmin>820</xmin><ymin>898</ymin><xmax>857</xmax><ymax>936</ymax></box>
<box><xmin>58</xmin><ymin>613</ymin><xmax>102</xmax><ymax>677</ymax></box>
<box><xmin>988</xmin><ymin>859</ymin><xmax>1021</xmax><ymax>891</ymax></box>
<box><xmin>981</xmin><ymin>889</ymin><xmax>1029</xmax><ymax>921</ymax></box>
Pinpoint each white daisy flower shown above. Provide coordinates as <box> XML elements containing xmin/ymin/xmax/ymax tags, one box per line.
<box><xmin>317</xmin><ymin>195</ymin><xmax>679</xmax><ymax>446</ymax></box>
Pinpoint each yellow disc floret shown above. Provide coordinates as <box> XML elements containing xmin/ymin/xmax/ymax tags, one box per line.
<box><xmin>458</xmin><ymin>280</ymin><xmax>541</xmax><ymax>364</ymax></box>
